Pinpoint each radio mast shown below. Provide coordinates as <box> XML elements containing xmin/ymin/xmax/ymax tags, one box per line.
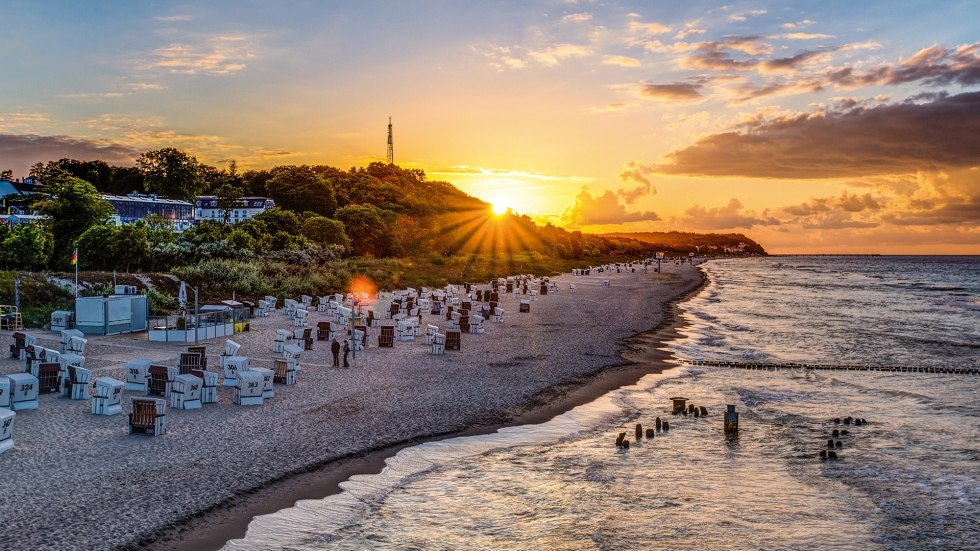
<box><xmin>386</xmin><ymin>116</ymin><xmax>394</xmax><ymax>165</ymax></box>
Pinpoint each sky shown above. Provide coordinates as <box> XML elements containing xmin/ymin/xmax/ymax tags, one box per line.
<box><xmin>1</xmin><ymin>0</ymin><xmax>978</xmax><ymax>254</ymax></box>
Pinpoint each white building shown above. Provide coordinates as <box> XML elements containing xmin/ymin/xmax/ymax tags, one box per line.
<box><xmin>195</xmin><ymin>196</ymin><xmax>276</xmax><ymax>224</ymax></box>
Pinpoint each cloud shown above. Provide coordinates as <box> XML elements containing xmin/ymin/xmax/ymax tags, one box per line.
<box><xmin>675</xmin><ymin>26</ymin><xmax>706</xmax><ymax>40</ymax></box>
<box><xmin>146</xmin><ymin>34</ymin><xmax>256</xmax><ymax>75</ymax></box>
<box><xmin>781</xmin><ymin>192</ymin><xmax>883</xmax><ymax>229</ymax></box>
<box><xmin>732</xmin><ymin>42</ymin><xmax>980</xmax><ymax>102</ymax></box>
<box><xmin>653</xmin><ymin>91</ymin><xmax>980</xmax><ymax>179</ymax></box>
<box><xmin>679</xmin><ymin>198</ymin><xmax>780</xmax><ymax>229</ymax></box>
<box><xmin>560</xmin><ymin>186</ymin><xmax>660</xmax><ymax>226</ymax></box>
<box><xmin>628</xmin><ymin>21</ymin><xmax>671</xmax><ymax>35</ymax></box>
<box><xmin>561</xmin><ymin>12</ymin><xmax>592</xmax><ymax>24</ymax></box>
<box><xmin>635</xmin><ymin>82</ymin><xmax>703</xmax><ymax>101</ymax></box>
<box><xmin>617</xmin><ymin>161</ymin><xmax>657</xmax><ymax>204</ymax></box>
<box><xmin>528</xmin><ymin>43</ymin><xmax>591</xmax><ymax>66</ymax></box>
<box><xmin>155</xmin><ymin>14</ymin><xmax>193</xmax><ymax>22</ymax></box>
<box><xmin>781</xmin><ymin>20</ymin><xmax>816</xmax><ymax>30</ymax></box>
<box><xmin>783</xmin><ymin>32</ymin><xmax>835</xmax><ymax>40</ymax></box>
<box><xmin>602</xmin><ymin>55</ymin><xmax>641</xmax><ymax>67</ymax></box>
<box><xmin>0</xmin><ymin>133</ymin><xmax>140</xmax><ymax>176</ymax></box>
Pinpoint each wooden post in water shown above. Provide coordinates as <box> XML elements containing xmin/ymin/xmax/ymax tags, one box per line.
<box><xmin>724</xmin><ymin>404</ymin><xmax>739</xmax><ymax>434</ymax></box>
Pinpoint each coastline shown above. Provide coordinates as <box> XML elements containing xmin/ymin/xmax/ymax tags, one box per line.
<box><xmin>0</xmin><ymin>264</ymin><xmax>704</xmax><ymax>551</ymax></box>
<box><xmin>149</xmin><ymin>273</ymin><xmax>704</xmax><ymax>551</ymax></box>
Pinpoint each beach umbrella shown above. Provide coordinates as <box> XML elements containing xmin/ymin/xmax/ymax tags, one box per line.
<box><xmin>178</xmin><ymin>281</ymin><xmax>187</xmax><ymax>312</ymax></box>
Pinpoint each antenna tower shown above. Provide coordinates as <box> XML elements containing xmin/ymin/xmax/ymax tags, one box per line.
<box><xmin>386</xmin><ymin>116</ymin><xmax>394</xmax><ymax>165</ymax></box>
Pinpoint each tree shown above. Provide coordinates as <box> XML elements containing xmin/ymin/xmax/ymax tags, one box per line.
<box><xmin>300</xmin><ymin>215</ymin><xmax>351</xmax><ymax>251</ymax></box>
<box><xmin>112</xmin><ymin>223</ymin><xmax>150</xmax><ymax>272</ymax></box>
<box><xmin>35</xmin><ymin>176</ymin><xmax>114</xmax><ymax>269</ymax></box>
<box><xmin>216</xmin><ymin>183</ymin><xmax>244</xmax><ymax>223</ymax></box>
<box><xmin>0</xmin><ymin>223</ymin><xmax>52</xmax><ymax>270</ymax></box>
<box><xmin>75</xmin><ymin>225</ymin><xmax>118</xmax><ymax>270</ymax></box>
<box><xmin>0</xmin><ymin>169</ymin><xmax>13</xmax><ymax>180</ymax></box>
<box><xmin>265</xmin><ymin>165</ymin><xmax>337</xmax><ymax>216</ymax></box>
<box><xmin>136</xmin><ymin>148</ymin><xmax>203</xmax><ymax>201</ymax></box>
<box><xmin>334</xmin><ymin>203</ymin><xmax>396</xmax><ymax>257</ymax></box>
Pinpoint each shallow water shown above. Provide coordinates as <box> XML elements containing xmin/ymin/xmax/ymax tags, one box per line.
<box><xmin>226</xmin><ymin>256</ymin><xmax>980</xmax><ymax>550</ymax></box>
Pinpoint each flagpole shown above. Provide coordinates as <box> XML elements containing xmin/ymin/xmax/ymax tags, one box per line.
<box><xmin>74</xmin><ymin>247</ymin><xmax>79</xmax><ymax>298</ymax></box>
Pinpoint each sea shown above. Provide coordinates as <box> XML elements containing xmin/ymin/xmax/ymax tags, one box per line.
<box><xmin>225</xmin><ymin>256</ymin><xmax>979</xmax><ymax>551</ymax></box>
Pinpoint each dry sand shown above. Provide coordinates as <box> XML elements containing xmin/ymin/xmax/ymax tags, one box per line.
<box><xmin>0</xmin><ymin>262</ymin><xmax>703</xmax><ymax>551</ymax></box>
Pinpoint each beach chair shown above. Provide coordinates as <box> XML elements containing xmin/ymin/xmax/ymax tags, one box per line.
<box><xmin>233</xmin><ymin>371</ymin><xmax>264</xmax><ymax>405</ymax></box>
<box><xmin>491</xmin><ymin>307</ymin><xmax>504</xmax><ymax>323</ymax></box>
<box><xmin>0</xmin><ymin>407</ymin><xmax>15</xmax><ymax>454</ymax></box>
<box><xmin>9</xmin><ymin>331</ymin><xmax>26</xmax><ymax>359</ymax></box>
<box><xmin>469</xmin><ymin>314</ymin><xmax>485</xmax><ymax>334</ymax></box>
<box><xmin>301</xmin><ymin>295</ymin><xmax>313</xmax><ymax>308</ymax></box>
<box><xmin>396</xmin><ymin>319</ymin><xmax>417</xmax><ymax>341</ymax></box>
<box><xmin>300</xmin><ymin>327</ymin><xmax>313</xmax><ymax>350</ymax></box>
<box><xmin>602</xmin><ymin>279</ymin><xmax>610</xmax><ymax>287</ymax></box>
<box><xmin>91</xmin><ymin>377</ymin><xmax>123</xmax><ymax>416</ymax></box>
<box><xmin>184</xmin><ymin>345</ymin><xmax>208</xmax><ymax>370</ymax></box>
<box><xmin>6</xmin><ymin>373</ymin><xmax>39</xmax><ymax>411</ymax></box>
<box><xmin>191</xmin><ymin>369</ymin><xmax>219</xmax><ymax>404</ymax></box>
<box><xmin>125</xmin><ymin>359</ymin><xmax>153</xmax><ymax>392</ymax></box>
<box><xmin>352</xmin><ymin>328</ymin><xmax>365</xmax><ymax>352</ymax></box>
<box><xmin>0</xmin><ymin>377</ymin><xmax>9</xmax><ymax>409</ymax></box>
<box><xmin>170</xmin><ymin>373</ymin><xmax>203</xmax><ymax>410</ymax></box>
<box><xmin>569</xmin><ymin>283</ymin><xmax>575</xmax><ymax>293</ymax></box>
<box><xmin>378</xmin><ymin>325</ymin><xmax>395</xmax><ymax>348</ymax></box>
<box><xmin>458</xmin><ymin>316</ymin><xmax>470</xmax><ymax>334</ymax></box>
<box><xmin>59</xmin><ymin>329</ymin><xmax>84</xmax><ymax>354</ymax></box>
<box><xmin>367</xmin><ymin>309</ymin><xmax>379</xmax><ymax>327</ymax></box>
<box><xmin>146</xmin><ymin>365</ymin><xmax>171</xmax><ymax>397</ymax></box>
<box><xmin>293</xmin><ymin>308</ymin><xmax>309</xmax><ymax>327</ymax></box>
<box><xmin>317</xmin><ymin>321</ymin><xmax>333</xmax><ymax>341</ymax></box>
<box><xmin>128</xmin><ymin>397</ymin><xmax>167</xmax><ymax>436</ymax></box>
<box><xmin>256</xmin><ymin>299</ymin><xmax>270</xmax><ymax>317</ymax></box>
<box><xmin>273</xmin><ymin>359</ymin><xmax>297</xmax><ymax>385</ymax></box>
<box><xmin>449</xmin><ymin>311</ymin><xmax>461</xmax><ymax>331</ymax></box>
<box><xmin>64</xmin><ymin>365</ymin><xmax>92</xmax><ymax>400</ymax></box>
<box><xmin>425</xmin><ymin>324</ymin><xmax>438</xmax><ymax>345</ymax></box>
<box><xmin>445</xmin><ymin>330</ymin><xmax>461</xmax><ymax>351</ymax></box>
<box><xmin>519</xmin><ymin>300</ymin><xmax>531</xmax><ymax>313</ymax></box>
<box><xmin>251</xmin><ymin>367</ymin><xmax>274</xmax><ymax>399</ymax></box>
<box><xmin>273</xmin><ymin>329</ymin><xmax>293</xmax><ymax>353</ymax></box>
<box><xmin>222</xmin><ymin>356</ymin><xmax>249</xmax><ymax>387</ymax></box>
<box><xmin>37</xmin><ymin>363</ymin><xmax>62</xmax><ymax>395</ymax></box>
<box><xmin>317</xmin><ymin>296</ymin><xmax>329</xmax><ymax>312</ymax></box>
<box><xmin>178</xmin><ymin>352</ymin><xmax>202</xmax><ymax>375</ymax></box>
<box><xmin>430</xmin><ymin>301</ymin><xmax>443</xmax><ymax>315</ymax></box>
<box><xmin>431</xmin><ymin>333</ymin><xmax>446</xmax><ymax>355</ymax></box>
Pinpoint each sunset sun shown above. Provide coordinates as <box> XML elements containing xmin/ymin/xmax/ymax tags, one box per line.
<box><xmin>490</xmin><ymin>195</ymin><xmax>511</xmax><ymax>215</ymax></box>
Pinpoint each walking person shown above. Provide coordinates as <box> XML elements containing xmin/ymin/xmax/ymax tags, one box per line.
<box><xmin>331</xmin><ymin>338</ymin><xmax>340</xmax><ymax>367</ymax></box>
<box><xmin>343</xmin><ymin>339</ymin><xmax>350</xmax><ymax>367</ymax></box>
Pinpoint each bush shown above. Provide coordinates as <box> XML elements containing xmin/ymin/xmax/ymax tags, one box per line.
<box><xmin>145</xmin><ymin>287</ymin><xmax>178</xmax><ymax>316</ymax></box>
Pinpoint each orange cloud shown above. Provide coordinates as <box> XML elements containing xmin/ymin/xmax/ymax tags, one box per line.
<box><xmin>561</xmin><ymin>186</ymin><xmax>659</xmax><ymax>226</ymax></box>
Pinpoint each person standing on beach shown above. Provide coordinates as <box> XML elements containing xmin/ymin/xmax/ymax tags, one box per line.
<box><xmin>331</xmin><ymin>338</ymin><xmax>340</xmax><ymax>367</ymax></box>
<box><xmin>343</xmin><ymin>339</ymin><xmax>350</xmax><ymax>367</ymax></box>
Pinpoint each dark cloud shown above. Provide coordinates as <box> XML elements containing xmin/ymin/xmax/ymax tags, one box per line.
<box><xmin>636</xmin><ymin>82</ymin><xmax>703</xmax><ymax>101</ymax></box>
<box><xmin>654</xmin><ymin>91</ymin><xmax>980</xmax><ymax>179</ymax></box>
<box><xmin>733</xmin><ymin>43</ymin><xmax>980</xmax><ymax>102</ymax></box>
<box><xmin>561</xmin><ymin>187</ymin><xmax>660</xmax><ymax>226</ymax></box>
<box><xmin>680</xmin><ymin>198</ymin><xmax>780</xmax><ymax>229</ymax></box>
<box><xmin>617</xmin><ymin>161</ymin><xmax>657</xmax><ymax>204</ymax></box>
<box><xmin>0</xmin><ymin>133</ymin><xmax>139</xmax><ymax>177</ymax></box>
<box><xmin>881</xmin><ymin>194</ymin><xmax>980</xmax><ymax>226</ymax></box>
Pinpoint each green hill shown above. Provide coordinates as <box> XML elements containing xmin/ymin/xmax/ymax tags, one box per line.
<box><xmin>602</xmin><ymin>231</ymin><xmax>767</xmax><ymax>255</ymax></box>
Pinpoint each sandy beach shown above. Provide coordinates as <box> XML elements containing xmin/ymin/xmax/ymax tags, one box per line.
<box><xmin>0</xmin><ymin>262</ymin><xmax>703</xmax><ymax>551</ymax></box>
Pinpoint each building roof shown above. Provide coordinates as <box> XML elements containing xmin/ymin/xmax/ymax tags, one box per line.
<box><xmin>0</xmin><ymin>179</ymin><xmax>42</xmax><ymax>198</ymax></box>
<box><xmin>100</xmin><ymin>193</ymin><xmax>193</xmax><ymax>206</ymax></box>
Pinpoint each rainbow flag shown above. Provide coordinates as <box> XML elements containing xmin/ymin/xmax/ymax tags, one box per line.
<box><xmin>71</xmin><ymin>248</ymin><xmax>78</xmax><ymax>266</ymax></box>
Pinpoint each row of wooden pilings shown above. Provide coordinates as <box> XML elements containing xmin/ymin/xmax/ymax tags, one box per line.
<box><xmin>680</xmin><ymin>359</ymin><xmax>979</xmax><ymax>375</ymax></box>
<box><xmin>819</xmin><ymin>415</ymin><xmax>869</xmax><ymax>460</ymax></box>
<box><xmin>615</xmin><ymin>398</ymin><xmax>739</xmax><ymax>448</ymax></box>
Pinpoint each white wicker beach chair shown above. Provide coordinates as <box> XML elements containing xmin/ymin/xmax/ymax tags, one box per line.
<box><xmin>234</xmin><ymin>370</ymin><xmax>264</xmax><ymax>405</ymax></box>
<box><xmin>91</xmin><ymin>377</ymin><xmax>123</xmax><ymax>416</ymax></box>
<box><xmin>7</xmin><ymin>373</ymin><xmax>39</xmax><ymax>411</ymax></box>
<box><xmin>170</xmin><ymin>373</ymin><xmax>203</xmax><ymax>410</ymax></box>
<box><xmin>0</xmin><ymin>407</ymin><xmax>15</xmax><ymax>454</ymax></box>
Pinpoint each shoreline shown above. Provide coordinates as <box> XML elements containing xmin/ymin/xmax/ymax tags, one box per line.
<box><xmin>0</xmin><ymin>263</ymin><xmax>704</xmax><ymax>551</ymax></box>
<box><xmin>149</xmin><ymin>275</ymin><xmax>703</xmax><ymax>551</ymax></box>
